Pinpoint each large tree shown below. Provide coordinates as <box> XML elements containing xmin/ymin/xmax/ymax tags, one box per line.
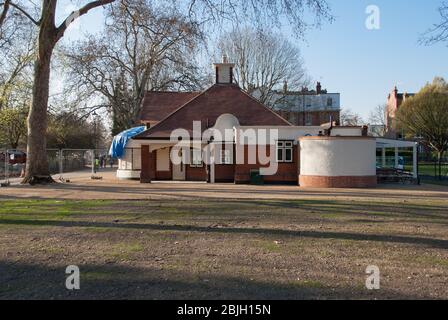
<box><xmin>46</xmin><ymin>111</ymin><xmax>103</xmax><ymax>150</ymax></box>
<box><xmin>0</xmin><ymin>0</ymin><xmax>115</xmax><ymax>184</ymax></box>
<box><xmin>397</xmin><ymin>77</ymin><xmax>448</xmax><ymax>179</ymax></box>
<box><xmin>0</xmin><ymin>0</ymin><xmax>331</xmax><ymax>184</ymax></box>
<box><xmin>63</xmin><ymin>0</ymin><xmax>203</xmax><ymax>135</ymax></box>
<box><xmin>219</xmin><ymin>27</ymin><xmax>308</xmax><ymax>106</ymax></box>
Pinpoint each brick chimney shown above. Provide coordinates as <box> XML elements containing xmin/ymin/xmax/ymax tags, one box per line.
<box><xmin>316</xmin><ymin>82</ymin><xmax>322</xmax><ymax>95</ymax></box>
<box><xmin>213</xmin><ymin>55</ymin><xmax>235</xmax><ymax>84</ymax></box>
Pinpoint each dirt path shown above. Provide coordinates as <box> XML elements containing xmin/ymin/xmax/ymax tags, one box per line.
<box><xmin>1</xmin><ymin>169</ymin><xmax>447</xmax><ymax>202</ymax></box>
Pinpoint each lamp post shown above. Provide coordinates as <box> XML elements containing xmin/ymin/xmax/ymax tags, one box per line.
<box><xmin>92</xmin><ymin>111</ymin><xmax>100</xmax><ymax>175</ymax></box>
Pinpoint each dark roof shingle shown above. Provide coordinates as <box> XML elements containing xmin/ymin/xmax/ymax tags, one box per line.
<box><xmin>135</xmin><ymin>84</ymin><xmax>291</xmax><ymax>139</ymax></box>
<box><xmin>139</xmin><ymin>91</ymin><xmax>200</xmax><ymax>123</ymax></box>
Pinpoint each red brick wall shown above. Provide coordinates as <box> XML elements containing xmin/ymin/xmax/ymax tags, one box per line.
<box><xmin>155</xmin><ymin>149</ymin><xmax>172</xmax><ymax>181</ymax></box>
<box><xmin>187</xmin><ymin>166</ymin><xmax>207</xmax><ymax>181</ymax></box>
<box><xmin>140</xmin><ymin>145</ymin><xmax>154</xmax><ymax>183</ymax></box>
<box><xmin>235</xmin><ymin>145</ymin><xmax>298</xmax><ymax>184</ymax></box>
<box><xmin>299</xmin><ymin>175</ymin><xmax>377</xmax><ymax>188</ymax></box>
<box><xmin>215</xmin><ymin>164</ymin><xmax>235</xmax><ymax>182</ymax></box>
<box><xmin>156</xmin><ymin>171</ymin><xmax>172</xmax><ymax>180</ymax></box>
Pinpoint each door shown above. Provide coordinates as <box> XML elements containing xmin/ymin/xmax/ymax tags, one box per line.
<box><xmin>172</xmin><ymin>149</ymin><xmax>186</xmax><ymax>181</ymax></box>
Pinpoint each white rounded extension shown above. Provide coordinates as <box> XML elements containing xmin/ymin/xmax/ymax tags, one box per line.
<box><xmin>299</xmin><ymin>136</ymin><xmax>377</xmax><ymax>188</ymax></box>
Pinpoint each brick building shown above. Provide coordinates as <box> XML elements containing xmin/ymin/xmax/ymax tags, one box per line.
<box><xmin>385</xmin><ymin>86</ymin><xmax>415</xmax><ymax>139</ymax></box>
<box><xmin>115</xmin><ymin>57</ymin><xmax>379</xmax><ymax>188</ymax></box>
<box><xmin>268</xmin><ymin>82</ymin><xmax>341</xmax><ymax>126</ymax></box>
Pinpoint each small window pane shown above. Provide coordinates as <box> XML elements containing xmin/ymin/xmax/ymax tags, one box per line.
<box><xmin>221</xmin><ymin>149</ymin><xmax>232</xmax><ymax>164</ymax></box>
<box><xmin>277</xmin><ymin>148</ymin><xmax>283</xmax><ymax>162</ymax></box>
<box><xmin>285</xmin><ymin>148</ymin><xmax>293</xmax><ymax>162</ymax></box>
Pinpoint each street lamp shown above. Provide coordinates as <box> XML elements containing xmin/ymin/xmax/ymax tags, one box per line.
<box><xmin>92</xmin><ymin>111</ymin><xmax>100</xmax><ymax>174</ymax></box>
<box><xmin>92</xmin><ymin>110</ymin><xmax>99</xmax><ymax>151</ymax></box>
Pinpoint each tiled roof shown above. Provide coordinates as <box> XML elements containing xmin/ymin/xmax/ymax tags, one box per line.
<box><xmin>139</xmin><ymin>91</ymin><xmax>200</xmax><ymax>123</ymax></box>
<box><xmin>135</xmin><ymin>84</ymin><xmax>292</xmax><ymax>139</ymax></box>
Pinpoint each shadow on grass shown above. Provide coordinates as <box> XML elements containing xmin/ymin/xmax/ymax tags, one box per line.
<box><xmin>1</xmin><ymin>218</ymin><xmax>448</xmax><ymax>250</ymax></box>
<box><xmin>0</xmin><ymin>261</ymin><xmax>420</xmax><ymax>300</ymax></box>
<box><xmin>2</xmin><ymin>181</ymin><xmax>448</xmax><ymax>202</ymax></box>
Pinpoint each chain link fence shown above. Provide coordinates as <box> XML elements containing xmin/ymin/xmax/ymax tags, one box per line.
<box><xmin>1</xmin><ymin>148</ymin><xmax>114</xmax><ymax>183</ymax></box>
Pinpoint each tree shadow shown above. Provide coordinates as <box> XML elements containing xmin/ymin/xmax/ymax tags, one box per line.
<box><xmin>1</xmin><ymin>219</ymin><xmax>447</xmax><ymax>249</ymax></box>
<box><xmin>0</xmin><ymin>261</ymin><xmax>423</xmax><ymax>300</ymax></box>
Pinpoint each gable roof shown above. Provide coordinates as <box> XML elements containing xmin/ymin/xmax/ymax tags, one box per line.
<box><xmin>135</xmin><ymin>84</ymin><xmax>292</xmax><ymax>140</ymax></box>
<box><xmin>139</xmin><ymin>91</ymin><xmax>200</xmax><ymax>124</ymax></box>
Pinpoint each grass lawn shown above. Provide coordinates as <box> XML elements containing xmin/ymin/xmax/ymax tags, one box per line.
<box><xmin>0</xmin><ymin>197</ymin><xmax>447</xmax><ymax>300</ymax></box>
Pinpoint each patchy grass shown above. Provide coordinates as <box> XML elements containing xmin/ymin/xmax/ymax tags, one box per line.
<box><xmin>0</xmin><ymin>196</ymin><xmax>447</xmax><ymax>300</ymax></box>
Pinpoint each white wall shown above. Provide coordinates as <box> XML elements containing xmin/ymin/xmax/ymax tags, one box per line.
<box><xmin>331</xmin><ymin>127</ymin><xmax>363</xmax><ymax>137</ymax></box>
<box><xmin>300</xmin><ymin>138</ymin><xmax>376</xmax><ymax>177</ymax></box>
<box><xmin>157</xmin><ymin>148</ymin><xmax>170</xmax><ymax>171</ymax></box>
<box><xmin>236</xmin><ymin>126</ymin><xmax>323</xmax><ymax>145</ymax></box>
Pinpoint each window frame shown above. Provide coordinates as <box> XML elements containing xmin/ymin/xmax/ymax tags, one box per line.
<box><xmin>220</xmin><ymin>149</ymin><xmax>233</xmax><ymax>165</ymax></box>
<box><xmin>190</xmin><ymin>148</ymin><xmax>203</xmax><ymax>168</ymax></box>
<box><xmin>276</xmin><ymin>141</ymin><xmax>294</xmax><ymax>163</ymax></box>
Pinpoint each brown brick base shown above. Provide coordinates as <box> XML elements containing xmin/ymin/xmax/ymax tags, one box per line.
<box><xmin>299</xmin><ymin>175</ymin><xmax>377</xmax><ymax>188</ymax></box>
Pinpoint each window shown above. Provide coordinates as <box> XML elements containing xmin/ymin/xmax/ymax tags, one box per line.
<box><xmin>327</xmin><ymin>98</ymin><xmax>333</xmax><ymax>107</ymax></box>
<box><xmin>306</xmin><ymin>113</ymin><xmax>313</xmax><ymax>126</ymax></box>
<box><xmin>190</xmin><ymin>149</ymin><xmax>203</xmax><ymax>167</ymax></box>
<box><xmin>276</xmin><ymin>141</ymin><xmax>294</xmax><ymax>163</ymax></box>
<box><xmin>220</xmin><ymin>149</ymin><xmax>232</xmax><ymax>165</ymax></box>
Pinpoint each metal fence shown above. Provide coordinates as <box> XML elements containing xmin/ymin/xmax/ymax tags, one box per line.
<box><xmin>1</xmin><ymin>148</ymin><xmax>113</xmax><ymax>182</ymax></box>
<box><xmin>0</xmin><ymin>149</ymin><xmax>25</xmax><ymax>181</ymax></box>
<box><xmin>417</xmin><ymin>161</ymin><xmax>448</xmax><ymax>182</ymax></box>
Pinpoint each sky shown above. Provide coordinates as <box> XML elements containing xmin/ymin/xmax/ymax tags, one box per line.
<box><xmin>296</xmin><ymin>0</ymin><xmax>447</xmax><ymax>119</ymax></box>
<box><xmin>59</xmin><ymin>0</ymin><xmax>448</xmax><ymax>120</ymax></box>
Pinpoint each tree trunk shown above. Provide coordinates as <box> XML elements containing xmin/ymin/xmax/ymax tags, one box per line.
<box><xmin>437</xmin><ymin>151</ymin><xmax>442</xmax><ymax>180</ymax></box>
<box><xmin>22</xmin><ymin>1</ymin><xmax>57</xmax><ymax>184</ymax></box>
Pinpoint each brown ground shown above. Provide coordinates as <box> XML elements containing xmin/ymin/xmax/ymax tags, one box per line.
<box><xmin>0</xmin><ymin>170</ymin><xmax>447</xmax><ymax>300</ymax></box>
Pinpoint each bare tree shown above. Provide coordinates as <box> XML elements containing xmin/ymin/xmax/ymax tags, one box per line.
<box><xmin>218</xmin><ymin>27</ymin><xmax>308</xmax><ymax>106</ymax></box>
<box><xmin>0</xmin><ymin>0</ymin><xmax>331</xmax><ymax>184</ymax></box>
<box><xmin>186</xmin><ymin>0</ymin><xmax>332</xmax><ymax>38</ymax></box>
<box><xmin>0</xmin><ymin>0</ymin><xmax>115</xmax><ymax>184</ymax></box>
<box><xmin>0</xmin><ymin>0</ymin><xmax>10</xmax><ymax>29</ymax></box>
<box><xmin>368</xmin><ymin>104</ymin><xmax>387</xmax><ymax>127</ymax></box>
<box><xmin>62</xmin><ymin>0</ymin><xmax>203</xmax><ymax>135</ymax></box>
<box><xmin>421</xmin><ymin>2</ymin><xmax>448</xmax><ymax>45</ymax></box>
<box><xmin>340</xmin><ymin>109</ymin><xmax>364</xmax><ymax>126</ymax></box>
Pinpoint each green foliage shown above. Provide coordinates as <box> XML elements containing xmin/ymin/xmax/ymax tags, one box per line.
<box><xmin>397</xmin><ymin>77</ymin><xmax>448</xmax><ymax>178</ymax></box>
<box><xmin>397</xmin><ymin>78</ymin><xmax>448</xmax><ymax>155</ymax></box>
<box><xmin>46</xmin><ymin>112</ymin><xmax>105</xmax><ymax>149</ymax></box>
<box><xmin>0</xmin><ymin>106</ymin><xmax>28</xmax><ymax>149</ymax></box>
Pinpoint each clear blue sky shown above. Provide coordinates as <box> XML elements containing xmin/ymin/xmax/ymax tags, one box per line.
<box><xmin>61</xmin><ymin>0</ymin><xmax>447</xmax><ymax>120</ymax></box>
<box><xmin>296</xmin><ymin>0</ymin><xmax>447</xmax><ymax>119</ymax></box>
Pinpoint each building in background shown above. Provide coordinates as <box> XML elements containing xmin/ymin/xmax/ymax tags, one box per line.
<box><xmin>385</xmin><ymin>86</ymin><xmax>415</xmax><ymax>139</ymax></box>
<box><xmin>269</xmin><ymin>82</ymin><xmax>341</xmax><ymax>126</ymax></box>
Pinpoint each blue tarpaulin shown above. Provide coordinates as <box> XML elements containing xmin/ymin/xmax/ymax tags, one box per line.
<box><xmin>109</xmin><ymin>126</ymin><xmax>146</xmax><ymax>159</ymax></box>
